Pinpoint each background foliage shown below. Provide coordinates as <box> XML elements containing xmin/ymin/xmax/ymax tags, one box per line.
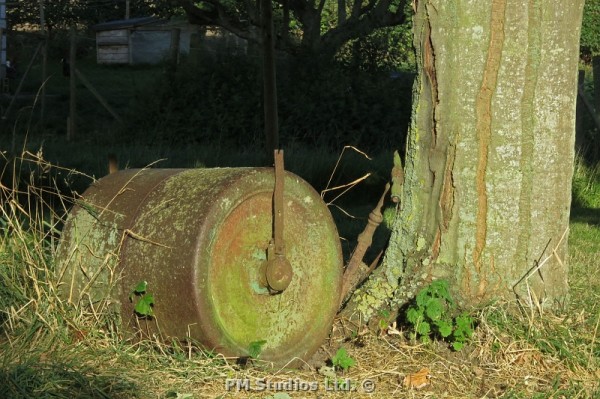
<box><xmin>580</xmin><ymin>0</ymin><xmax>600</xmax><ymax>58</ymax></box>
<box><xmin>120</xmin><ymin>53</ymin><xmax>413</xmax><ymax>153</ymax></box>
<box><xmin>7</xmin><ymin>0</ymin><xmax>179</xmax><ymax>32</ymax></box>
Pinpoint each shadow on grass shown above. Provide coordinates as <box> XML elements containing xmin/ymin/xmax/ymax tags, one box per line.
<box><xmin>0</xmin><ymin>360</ymin><xmax>139</xmax><ymax>399</ymax></box>
<box><xmin>570</xmin><ymin>206</ymin><xmax>600</xmax><ymax>226</ymax></box>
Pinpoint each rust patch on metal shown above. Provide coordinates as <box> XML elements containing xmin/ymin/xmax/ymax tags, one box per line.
<box><xmin>263</xmin><ymin>150</ymin><xmax>294</xmax><ymax>293</ymax></box>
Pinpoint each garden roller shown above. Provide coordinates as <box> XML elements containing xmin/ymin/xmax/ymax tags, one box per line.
<box><xmin>56</xmin><ymin>159</ymin><xmax>343</xmax><ymax>365</ymax></box>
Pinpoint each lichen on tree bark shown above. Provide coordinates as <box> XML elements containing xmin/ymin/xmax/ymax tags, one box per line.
<box><xmin>348</xmin><ymin>0</ymin><xmax>584</xmax><ymax>320</ymax></box>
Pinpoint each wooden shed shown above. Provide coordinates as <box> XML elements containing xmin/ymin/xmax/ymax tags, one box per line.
<box><xmin>93</xmin><ymin>17</ymin><xmax>190</xmax><ymax>65</ymax></box>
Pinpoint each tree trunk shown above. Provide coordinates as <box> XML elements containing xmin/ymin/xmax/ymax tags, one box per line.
<box><xmin>350</xmin><ymin>0</ymin><xmax>584</xmax><ymax>320</ymax></box>
<box><xmin>338</xmin><ymin>0</ymin><xmax>346</xmax><ymax>24</ymax></box>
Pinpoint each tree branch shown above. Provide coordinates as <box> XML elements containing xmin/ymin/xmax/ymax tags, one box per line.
<box><xmin>319</xmin><ymin>0</ymin><xmax>408</xmax><ymax>60</ymax></box>
<box><xmin>176</xmin><ymin>0</ymin><xmax>259</xmax><ymax>43</ymax></box>
<box><xmin>351</xmin><ymin>0</ymin><xmax>362</xmax><ymax>18</ymax></box>
<box><xmin>317</xmin><ymin>0</ymin><xmax>327</xmax><ymax>14</ymax></box>
<box><xmin>176</xmin><ymin>0</ymin><xmax>409</xmax><ymax>60</ymax></box>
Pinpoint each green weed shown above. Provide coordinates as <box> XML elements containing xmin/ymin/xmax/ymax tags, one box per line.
<box><xmin>331</xmin><ymin>347</ymin><xmax>356</xmax><ymax>372</ymax></box>
<box><xmin>248</xmin><ymin>340</ymin><xmax>267</xmax><ymax>359</ymax></box>
<box><xmin>129</xmin><ymin>281</ymin><xmax>155</xmax><ymax>318</ymax></box>
<box><xmin>405</xmin><ymin>279</ymin><xmax>475</xmax><ymax>350</ymax></box>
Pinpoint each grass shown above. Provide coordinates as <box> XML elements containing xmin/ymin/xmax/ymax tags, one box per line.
<box><xmin>0</xmin><ymin>38</ymin><xmax>599</xmax><ymax>398</ymax></box>
<box><xmin>0</xmin><ymin>148</ymin><xmax>599</xmax><ymax>398</ymax></box>
<box><xmin>3</xmin><ymin>37</ymin><xmax>162</xmax><ymax>140</ymax></box>
<box><xmin>3</xmin><ymin>137</ymin><xmax>393</xmax><ymax>264</ymax></box>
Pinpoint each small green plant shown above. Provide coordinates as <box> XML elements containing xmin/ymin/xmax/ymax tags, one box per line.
<box><xmin>248</xmin><ymin>339</ymin><xmax>267</xmax><ymax>359</ymax></box>
<box><xmin>405</xmin><ymin>279</ymin><xmax>474</xmax><ymax>350</ymax></box>
<box><xmin>129</xmin><ymin>281</ymin><xmax>155</xmax><ymax>318</ymax></box>
<box><xmin>331</xmin><ymin>347</ymin><xmax>356</xmax><ymax>371</ymax></box>
<box><xmin>377</xmin><ymin>309</ymin><xmax>391</xmax><ymax>331</ymax></box>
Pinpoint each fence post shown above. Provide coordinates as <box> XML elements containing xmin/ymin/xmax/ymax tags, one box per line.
<box><xmin>68</xmin><ymin>25</ymin><xmax>76</xmax><ymax>141</ymax></box>
<box><xmin>576</xmin><ymin>69</ymin><xmax>586</xmax><ymax>155</ymax></box>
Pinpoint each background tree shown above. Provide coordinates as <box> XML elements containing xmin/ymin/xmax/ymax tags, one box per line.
<box><xmin>7</xmin><ymin>0</ymin><xmax>73</xmax><ymax>33</ymax></box>
<box><xmin>336</xmin><ymin>24</ymin><xmax>414</xmax><ymax>70</ymax></box>
<box><xmin>7</xmin><ymin>0</ymin><xmax>178</xmax><ymax>33</ymax></box>
<box><xmin>176</xmin><ymin>0</ymin><xmax>409</xmax><ymax>61</ymax></box>
<box><xmin>350</xmin><ymin>0</ymin><xmax>585</xmax><ymax>319</ymax></box>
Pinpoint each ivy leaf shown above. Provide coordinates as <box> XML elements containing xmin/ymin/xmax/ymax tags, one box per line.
<box><xmin>134</xmin><ymin>294</ymin><xmax>154</xmax><ymax>317</ymax></box>
<box><xmin>129</xmin><ymin>280</ymin><xmax>148</xmax><ymax>302</ymax></box>
<box><xmin>332</xmin><ymin>348</ymin><xmax>356</xmax><ymax>371</ymax></box>
<box><xmin>248</xmin><ymin>340</ymin><xmax>267</xmax><ymax>359</ymax></box>
<box><xmin>133</xmin><ymin>280</ymin><xmax>148</xmax><ymax>293</ymax></box>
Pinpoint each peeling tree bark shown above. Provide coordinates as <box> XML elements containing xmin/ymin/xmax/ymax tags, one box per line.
<box><xmin>349</xmin><ymin>0</ymin><xmax>585</xmax><ymax>319</ymax></box>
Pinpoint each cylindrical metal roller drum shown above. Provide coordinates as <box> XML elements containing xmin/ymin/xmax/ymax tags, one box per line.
<box><xmin>57</xmin><ymin>168</ymin><xmax>343</xmax><ymax>365</ymax></box>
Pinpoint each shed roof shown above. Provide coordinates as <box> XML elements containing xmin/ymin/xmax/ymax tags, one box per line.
<box><xmin>92</xmin><ymin>16</ymin><xmax>163</xmax><ymax>31</ymax></box>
